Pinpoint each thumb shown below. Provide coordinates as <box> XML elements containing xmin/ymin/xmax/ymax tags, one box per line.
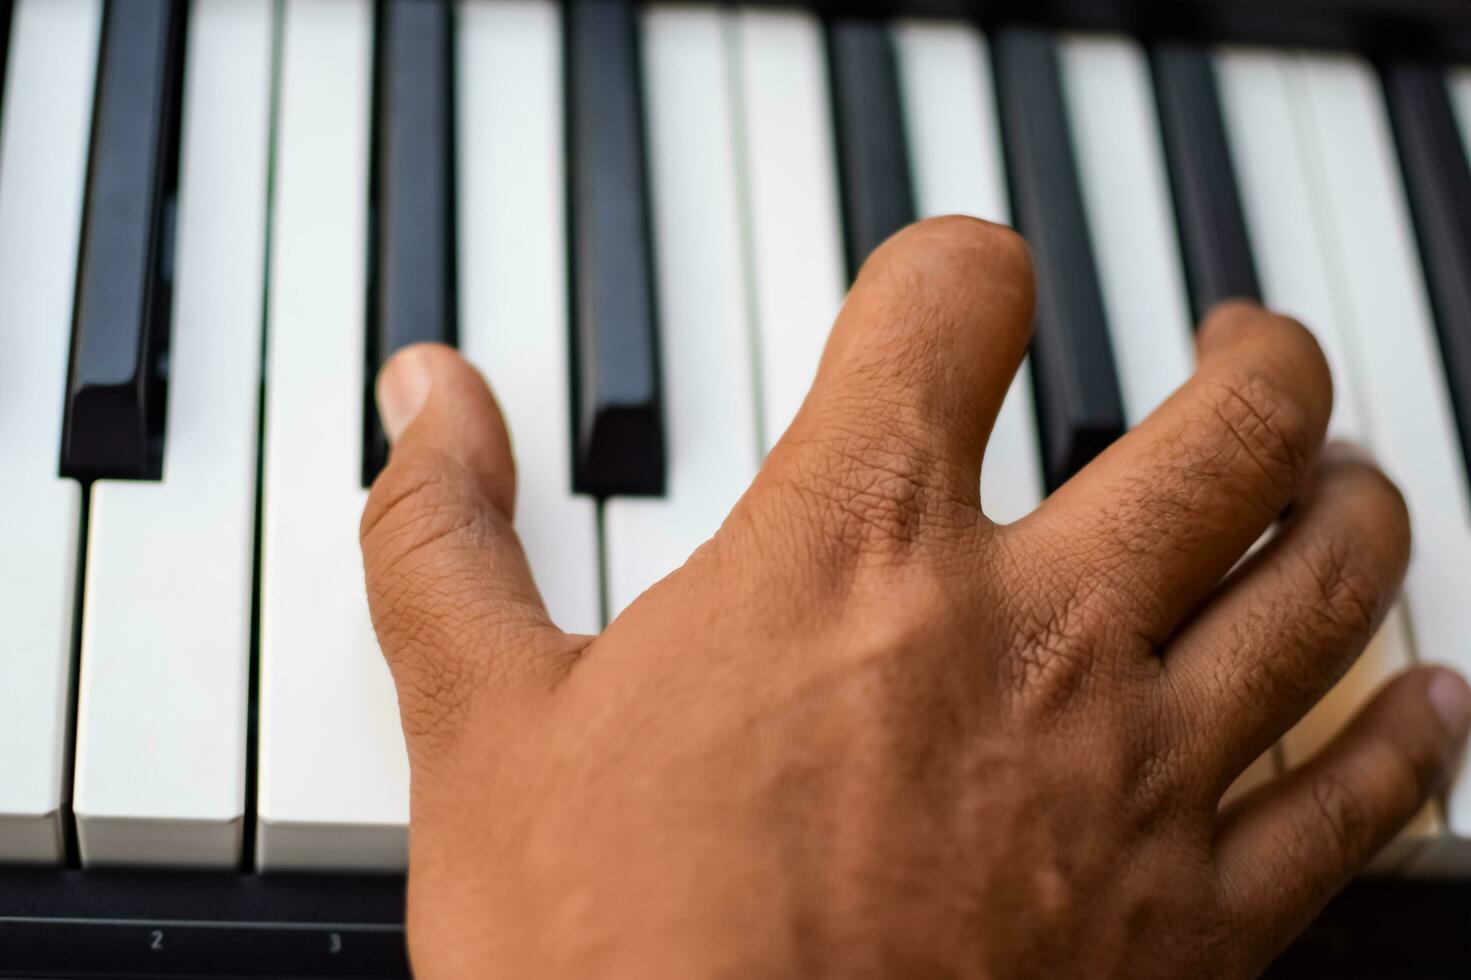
<box><xmin>360</xmin><ymin>343</ymin><xmax>577</xmax><ymax>749</ymax></box>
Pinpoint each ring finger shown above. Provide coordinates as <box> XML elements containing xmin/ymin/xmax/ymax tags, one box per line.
<box><xmin>1162</xmin><ymin>444</ymin><xmax>1413</xmax><ymax>792</ymax></box>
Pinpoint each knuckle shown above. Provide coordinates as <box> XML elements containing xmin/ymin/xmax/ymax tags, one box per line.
<box><xmin>1003</xmin><ymin>596</ymin><xmax>1095</xmax><ymax>710</ymax></box>
<box><xmin>1296</xmin><ymin>530</ymin><xmax>1386</xmax><ymax>643</ymax></box>
<box><xmin>392</xmin><ymin>646</ymin><xmax>476</xmax><ymax>743</ymax></box>
<box><xmin>991</xmin><ymin>524</ymin><xmax>1174</xmax><ymax>715</ymax></box>
<box><xmin>361</xmin><ymin>451</ymin><xmax>481</xmax><ymax>571</ymax></box>
<box><xmin>1307</xmin><ymin>769</ymin><xmax>1375</xmax><ymax>878</ymax></box>
<box><xmin>1201</xmin><ymin>365</ymin><xmax>1319</xmax><ymax>502</ymax></box>
<box><xmin>359</xmin><ymin>453</ymin><xmax>492</xmax><ymax>702</ymax></box>
<box><xmin>999</xmin><ymin>560</ymin><xmax>1147</xmax><ymax>714</ymax></box>
<box><xmin>1117</xmin><ymin>733</ymin><xmax>1192</xmax><ymax>832</ymax></box>
<box><xmin>785</xmin><ymin>422</ymin><xmax>975</xmax><ymax>563</ymax></box>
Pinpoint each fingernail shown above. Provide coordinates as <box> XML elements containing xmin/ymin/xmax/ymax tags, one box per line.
<box><xmin>1321</xmin><ymin>440</ymin><xmax>1376</xmax><ymax>468</ymax></box>
<box><xmin>376</xmin><ymin>347</ymin><xmax>431</xmax><ymax>443</ymax></box>
<box><xmin>1428</xmin><ymin>670</ymin><xmax>1471</xmax><ymax>736</ymax></box>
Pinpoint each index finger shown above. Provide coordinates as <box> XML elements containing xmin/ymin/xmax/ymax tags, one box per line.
<box><xmin>751</xmin><ymin>216</ymin><xmax>1035</xmax><ymax>560</ymax></box>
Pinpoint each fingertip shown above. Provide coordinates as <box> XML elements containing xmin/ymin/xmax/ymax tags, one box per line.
<box><xmin>1192</xmin><ymin>302</ymin><xmax>1335</xmax><ymax>463</ymax></box>
<box><xmin>1196</xmin><ymin>303</ymin><xmax>1327</xmax><ymax>389</ymax></box>
<box><xmin>777</xmin><ymin>216</ymin><xmax>1037</xmax><ymax>516</ymax></box>
<box><xmin>868</xmin><ymin>215</ymin><xmax>1034</xmax><ymax>305</ymax></box>
<box><xmin>1194</xmin><ymin>299</ymin><xmax>1269</xmax><ymax>350</ymax></box>
<box><xmin>370</xmin><ymin>342</ymin><xmax>516</xmax><ymax>518</ymax></box>
<box><xmin>1424</xmin><ymin>667</ymin><xmax>1471</xmax><ymax>744</ymax></box>
<box><xmin>376</xmin><ymin>345</ymin><xmax>434</xmax><ymax>444</ymax></box>
<box><xmin>1366</xmin><ymin>666</ymin><xmax>1470</xmax><ymax>802</ymax></box>
<box><xmin>1214</xmin><ymin>664</ymin><xmax>1466</xmax><ymax>950</ymax></box>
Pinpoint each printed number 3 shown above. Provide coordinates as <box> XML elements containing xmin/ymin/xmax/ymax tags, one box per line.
<box><xmin>328</xmin><ymin>932</ymin><xmax>343</xmax><ymax>955</ymax></box>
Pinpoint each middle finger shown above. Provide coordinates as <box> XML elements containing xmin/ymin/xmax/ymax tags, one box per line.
<box><xmin>1009</xmin><ymin>302</ymin><xmax>1333</xmax><ymax>649</ymax></box>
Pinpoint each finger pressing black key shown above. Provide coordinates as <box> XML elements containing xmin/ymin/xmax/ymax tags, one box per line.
<box><xmin>567</xmin><ymin>0</ymin><xmax>664</xmax><ymax>496</ymax></box>
<box><xmin>826</xmin><ymin>19</ymin><xmax>915</xmax><ymax>278</ymax></box>
<box><xmin>365</xmin><ymin>0</ymin><xmax>456</xmax><ymax>484</ymax></box>
<box><xmin>993</xmin><ymin>28</ymin><xmax>1125</xmax><ymax>492</ymax></box>
<box><xmin>62</xmin><ymin>0</ymin><xmax>186</xmax><ymax>481</ymax></box>
<box><xmin>1382</xmin><ymin>61</ymin><xmax>1471</xmax><ymax>488</ymax></box>
<box><xmin>1151</xmin><ymin>41</ymin><xmax>1261</xmax><ymax>320</ymax></box>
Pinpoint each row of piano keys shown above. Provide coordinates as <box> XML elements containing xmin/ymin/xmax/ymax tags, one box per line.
<box><xmin>2</xmin><ymin>0</ymin><xmax>1471</xmax><ymax>875</ymax></box>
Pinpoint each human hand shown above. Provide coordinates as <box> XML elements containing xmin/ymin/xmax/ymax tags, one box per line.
<box><xmin>361</xmin><ymin>217</ymin><xmax>1469</xmax><ymax>979</ymax></box>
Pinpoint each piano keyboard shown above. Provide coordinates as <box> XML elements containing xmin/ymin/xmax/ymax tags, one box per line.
<box><xmin>3</xmin><ymin>0</ymin><xmax>1471</xmax><ymax>889</ymax></box>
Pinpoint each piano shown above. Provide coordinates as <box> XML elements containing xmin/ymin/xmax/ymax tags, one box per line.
<box><xmin>1</xmin><ymin>0</ymin><xmax>1470</xmax><ymax>974</ymax></box>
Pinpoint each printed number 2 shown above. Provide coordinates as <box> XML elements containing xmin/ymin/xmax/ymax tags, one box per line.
<box><xmin>149</xmin><ymin>929</ymin><xmax>164</xmax><ymax>951</ymax></box>
<box><xmin>328</xmin><ymin>932</ymin><xmax>342</xmax><ymax>955</ymax></box>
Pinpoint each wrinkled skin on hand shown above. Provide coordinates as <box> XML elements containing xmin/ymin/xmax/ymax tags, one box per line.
<box><xmin>360</xmin><ymin>217</ymin><xmax>1469</xmax><ymax>979</ymax></box>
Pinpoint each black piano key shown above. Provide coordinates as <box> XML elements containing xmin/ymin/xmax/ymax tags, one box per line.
<box><xmin>993</xmin><ymin>29</ymin><xmax>1126</xmax><ymax>492</ymax></box>
<box><xmin>1382</xmin><ymin>62</ymin><xmax>1471</xmax><ymax>485</ymax></box>
<box><xmin>364</xmin><ymin>0</ymin><xmax>456</xmax><ymax>484</ymax></box>
<box><xmin>826</xmin><ymin>19</ymin><xmax>915</xmax><ymax>278</ymax></box>
<box><xmin>1150</xmin><ymin>41</ymin><xmax>1261</xmax><ymax>321</ymax></box>
<box><xmin>0</xmin><ymin>0</ymin><xmax>13</xmax><ymax>119</ymax></box>
<box><xmin>62</xmin><ymin>0</ymin><xmax>187</xmax><ymax>481</ymax></box>
<box><xmin>566</xmin><ymin>0</ymin><xmax>664</xmax><ymax>497</ymax></box>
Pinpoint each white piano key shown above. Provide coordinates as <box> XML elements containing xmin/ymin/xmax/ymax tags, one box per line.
<box><xmin>72</xmin><ymin>0</ymin><xmax>273</xmax><ymax>869</ymax></box>
<box><xmin>0</xmin><ymin>0</ymin><xmax>99</xmax><ymax>863</ymax></box>
<box><xmin>602</xmin><ymin>6</ymin><xmax>759</xmax><ymax>619</ymax></box>
<box><xmin>456</xmin><ymin>0</ymin><xmax>599</xmax><ymax>635</ymax></box>
<box><xmin>1218</xmin><ymin>50</ymin><xmax>1426</xmax><ymax>781</ymax></box>
<box><xmin>1453</xmin><ymin>68</ymin><xmax>1471</xmax><ymax>160</ymax></box>
<box><xmin>733</xmin><ymin>8</ymin><xmax>846</xmax><ymax>454</ymax></box>
<box><xmin>1297</xmin><ymin>53</ymin><xmax>1471</xmax><ymax>844</ymax></box>
<box><xmin>1059</xmin><ymin>34</ymin><xmax>1194</xmax><ymax>426</ymax></box>
<box><xmin>1212</xmin><ymin>51</ymin><xmax>1447</xmax><ymax>859</ymax></box>
<box><xmin>893</xmin><ymin>21</ymin><xmax>1043</xmax><ymax>524</ymax></box>
<box><xmin>1217</xmin><ymin>50</ymin><xmax>1368</xmax><ymax>441</ymax></box>
<box><xmin>257</xmin><ymin>0</ymin><xmax>408</xmax><ymax>871</ymax></box>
